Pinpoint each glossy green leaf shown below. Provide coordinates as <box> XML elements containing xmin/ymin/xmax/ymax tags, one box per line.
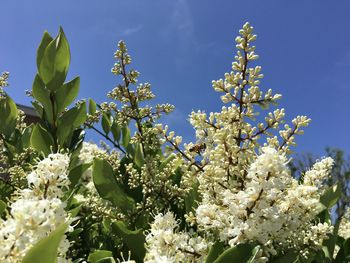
<box><xmin>96</xmin><ymin>258</ymin><xmax>116</xmax><ymax>263</ymax></box>
<box><xmin>56</xmin><ymin>76</ymin><xmax>80</xmax><ymax>113</ymax></box>
<box><xmin>54</xmin><ymin>27</ymin><xmax>71</xmax><ymax>76</ymax></box>
<box><xmin>69</xmin><ymin>204</ymin><xmax>82</xmax><ymax>218</ymax></box>
<box><xmin>122</xmin><ymin>126</ymin><xmax>131</xmax><ymax>147</ymax></box>
<box><xmin>213</xmin><ymin>243</ymin><xmax>256</xmax><ymax>263</ymax></box>
<box><xmin>320</xmin><ymin>184</ymin><xmax>342</xmax><ymax>209</ymax></box>
<box><xmin>89</xmin><ymin>98</ymin><xmax>97</xmax><ymax>114</ymax></box>
<box><xmin>0</xmin><ymin>95</ymin><xmax>18</xmax><ymax>137</ymax></box>
<box><xmin>112</xmin><ymin>221</ymin><xmax>145</xmax><ymax>262</ymax></box>
<box><xmin>111</xmin><ymin>121</ymin><xmax>121</xmax><ymax>142</ymax></box>
<box><xmin>36</xmin><ymin>31</ymin><xmax>53</xmax><ymax>70</ymax></box>
<box><xmin>102</xmin><ymin>113</ymin><xmax>112</xmax><ymax>134</ymax></box>
<box><xmin>38</xmin><ymin>28</ymin><xmax>70</xmax><ymax>90</ymax></box>
<box><xmin>32</xmin><ymin>101</ymin><xmax>44</xmax><ymax>118</ymax></box>
<box><xmin>185</xmin><ymin>179</ymin><xmax>201</xmax><ymax>213</ymax></box>
<box><xmin>32</xmin><ymin>74</ymin><xmax>53</xmax><ymax>122</ymax></box>
<box><xmin>22</xmin><ymin>223</ymin><xmax>68</xmax><ymax>263</ymax></box>
<box><xmin>0</xmin><ymin>200</ymin><xmax>6</xmax><ymax>216</ymax></box>
<box><xmin>324</xmin><ymin>220</ymin><xmax>340</xmax><ymax>258</ymax></box>
<box><xmin>88</xmin><ymin>250</ymin><xmax>113</xmax><ymax>263</ymax></box>
<box><xmin>335</xmin><ymin>238</ymin><xmax>350</xmax><ymax>263</ymax></box>
<box><xmin>58</xmin><ymin>102</ymin><xmax>86</xmax><ymax>144</ymax></box>
<box><xmin>30</xmin><ymin>124</ymin><xmax>54</xmax><ymax>156</ymax></box>
<box><xmin>92</xmin><ymin>158</ymin><xmax>135</xmax><ymax>213</ymax></box>
<box><xmin>69</xmin><ymin>128</ymin><xmax>85</xmax><ymax>152</ymax></box>
<box><xmin>68</xmin><ymin>162</ymin><xmax>92</xmax><ymax>188</ymax></box>
<box><xmin>21</xmin><ymin>124</ymin><xmax>34</xmax><ymax>148</ymax></box>
<box><xmin>206</xmin><ymin>242</ymin><xmax>225</xmax><ymax>263</ymax></box>
<box><xmin>134</xmin><ymin>143</ymin><xmax>144</xmax><ymax>168</ymax></box>
<box><xmin>72</xmin><ymin>102</ymin><xmax>87</xmax><ymax>127</ymax></box>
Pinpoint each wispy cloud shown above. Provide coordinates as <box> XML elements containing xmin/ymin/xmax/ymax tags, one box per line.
<box><xmin>169</xmin><ymin>0</ymin><xmax>196</xmax><ymax>49</ymax></box>
<box><xmin>120</xmin><ymin>24</ymin><xmax>144</xmax><ymax>37</ymax></box>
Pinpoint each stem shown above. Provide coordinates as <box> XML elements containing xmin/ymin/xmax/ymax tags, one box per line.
<box><xmin>236</xmin><ymin>36</ymin><xmax>249</xmax><ymax>147</ymax></box>
<box><xmin>164</xmin><ymin>133</ymin><xmax>204</xmax><ymax>172</ymax></box>
<box><xmin>120</xmin><ymin>53</ymin><xmax>146</xmax><ymax>156</ymax></box>
<box><xmin>244</xmin><ymin>172</ymin><xmax>272</xmax><ymax>220</ymax></box>
<box><xmin>87</xmin><ymin>124</ymin><xmax>127</xmax><ymax>155</ymax></box>
<box><xmin>279</xmin><ymin>125</ymin><xmax>298</xmax><ymax>150</ymax></box>
<box><xmin>49</xmin><ymin>92</ymin><xmax>59</xmax><ymax>152</ymax></box>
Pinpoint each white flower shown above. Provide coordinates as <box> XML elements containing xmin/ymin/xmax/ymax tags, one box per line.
<box><xmin>0</xmin><ymin>153</ymin><xmax>72</xmax><ymax>262</ymax></box>
<box><xmin>145</xmin><ymin>212</ymin><xmax>210</xmax><ymax>263</ymax></box>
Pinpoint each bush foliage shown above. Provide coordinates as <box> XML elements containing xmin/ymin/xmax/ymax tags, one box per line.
<box><xmin>0</xmin><ymin>23</ymin><xmax>349</xmax><ymax>263</ymax></box>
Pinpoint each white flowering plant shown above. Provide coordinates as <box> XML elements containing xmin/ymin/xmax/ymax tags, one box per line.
<box><xmin>0</xmin><ymin>23</ymin><xmax>349</xmax><ymax>263</ymax></box>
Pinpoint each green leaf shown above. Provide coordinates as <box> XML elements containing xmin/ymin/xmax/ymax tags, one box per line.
<box><xmin>32</xmin><ymin>74</ymin><xmax>53</xmax><ymax>123</ymax></box>
<box><xmin>56</xmin><ymin>76</ymin><xmax>80</xmax><ymax>113</ymax></box>
<box><xmin>89</xmin><ymin>98</ymin><xmax>97</xmax><ymax>114</ymax></box>
<box><xmin>21</xmin><ymin>125</ymin><xmax>33</xmax><ymax>149</ymax></box>
<box><xmin>102</xmin><ymin>113</ymin><xmax>112</xmax><ymax>134</ymax></box>
<box><xmin>38</xmin><ymin>28</ymin><xmax>70</xmax><ymax>90</ymax></box>
<box><xmin>0</xmin><ymin>200</ymin><xmax>6</xmax><ymax>216</ymax></box>
<box><xmin>206</xmin><ymin>242</ymin><xmax>225</xmax><ymax>263</ymax></box>
<box><xmin>0</xmin><ymin>95</ymin><xmax>18</xmax><ymax>137</ymax></box>
<box><xmin>88</xmin><ymin>250</ymin><xmax>113</xmax><ymax>263</ymax></box>
<box><xmin>55</xmin><ymin>27</ymin><xmax>71</xmax><ymax>76</ymax></box>
<box><xmin>30</xmin><ymin>124</ymin><xmax>54</xmax><ymax>156</ymax></box>
<box><xmin>36</xmin><ymin>31</ymin><xmax>53</xmax><ymax>70</ymax></box>
<box><xmin>111</xmin><ymin>121</ymin><xmax>121</xmax><ymax>142</ymax></box>
<box><xmin>185</xmin><ymin>179</ymin><xmax>201</xmax><ymax>213</ymax></box>
<box><xmin>69</xmin><ymin>128</ymin><xmax>85</xmax><ymax>152</ymax></box>
<box><xmin>69</xmin><ymin>204</ymin><xmax>82</xmax><ymax>218</ymax></box>
<box><xmin>213</xmin><ymin>243</ymin><xmax>256</xmax><ymax>263</ymax></box>
<box><xmin>122</xmin><ymin>126</ymin><xmax>131</xmax><ymax>147</ymax></box>
<box><xmin>335</xmin><ymin>238</ymin><xmax>350</xmax><ymax>263</ymax></box>
<box><xmin>57</xmin><ymin>102</ymin><xmax>87</xmax><ymax>144</ymax></box>
<box><xmin>72</xmin><ymin>102</ymin><xmax>87</xmax><ymax>127</ymax></box>
<box><xmin>324</xmin><ymin>220</ymin><xmax>340</xmax><ymax>259</ymax></box>
<box><xmin>92</xmin><ymin>159</ymin><xmax>135</xmax><ymax>213</ymax></box>
<box><xmin>112</xmin><ymin>221</ymin><xmax>146</xmax><ymax>262</ymax></box>
<box><xmin>320</xmin><ymin>184</ymin><xmax>342</xmax><ymax>209</ymax></box>
<box><xmin>96</xmin><ymin>258</ymin><xmax>116</xmax><ymax>263</ymax></box>
<box><xmin>22</xmin><ymin>223</ymin><xmax>68</xmax><ymax>263</ymax></box>
<box><xmin>134</xmin><ymin>143</ymin><xmax>144</xmax><ymax>168</ymax></box>
<box><xmin>68</xmin><ymin>162</ymin><xmax>92</xmax><ymax>188</ymax></box>
<box><xmin>32</xmin><ymin>101</ymin><xmax>44</xmax><ymax>118</ymax></box>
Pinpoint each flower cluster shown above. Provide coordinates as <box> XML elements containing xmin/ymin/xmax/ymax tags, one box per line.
<box><xmin>0</xmin><ymin>153</ymin><xmax>71</xmax><ymax>263</ymax></box>
<box><xmin>145</xmin><ymin>22</ymin><xmax>335</xmax><ymax>262</ymax></box>
<box><xmin>107</xmin><ymin>40</ymin><xmax>174</xmax><ymax>127</ymax></box>
<box><xmin>338</xmin><ymin>208</ymin><xmax>350</xmax><ymax>240</ymax></box>
<box><xmin>0</xmin><ymin>71</ymin><xmax>9</xmax><ymax>98</ymax></box>
<box><xmin>193</xmin><ymin>148</ymin><xmax>333</xmax><ymax>256</ymax></box>
<box><xmin>144</xmin><ymin>212</ymin><xmax>210</xmax><ymax>263</ymax></box>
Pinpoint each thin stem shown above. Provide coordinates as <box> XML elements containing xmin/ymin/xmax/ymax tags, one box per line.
<box><xmin>87</xmin><ymin>124</ymin><xmax>127</xmax><ymax>155</ymax></box>
<box><xmin>236</xmin><ymin>36</ymin><xmax>249</xmax><ymax>147</ymax></box>
<box><xmin>49</xmin><ymin>92</ymin><xmax>59</xmax><ymax>152</ymax></box>
<box><xmin>120</xmin><ymin>53</ymin><xmax>146</xmax><ymax>156</ymax></box>
<box><xmin>164</xmin><ymin>133</ymin><xmax>204</xmax><ymax>172</ymax></box>
<box><xmin>279</xmin><ymin>125</ymin><xmax>298</xmax><ymax>150</ymax></box>
<box><xmin>244</xmin><ymin>172</ymin><xmax>272</xmax><ymax>220</ymax></box>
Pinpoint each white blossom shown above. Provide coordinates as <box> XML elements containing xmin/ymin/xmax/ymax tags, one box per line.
<box><xmin>0</xmin><ymin>153</ymin><xmax>72</xmax><ymax>262</ymax></box>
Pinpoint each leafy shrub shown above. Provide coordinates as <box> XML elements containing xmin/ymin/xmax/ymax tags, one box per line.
<box><xmin>0</xmin><ymin>23</ymin><xmax>349</xmax><ymax>263</ymax></box>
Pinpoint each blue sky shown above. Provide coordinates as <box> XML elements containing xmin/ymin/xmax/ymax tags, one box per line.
<box><xmin>1</xmin><ymin>0</ymin><xmax>350</xmax><ymax>156</ymax></box>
